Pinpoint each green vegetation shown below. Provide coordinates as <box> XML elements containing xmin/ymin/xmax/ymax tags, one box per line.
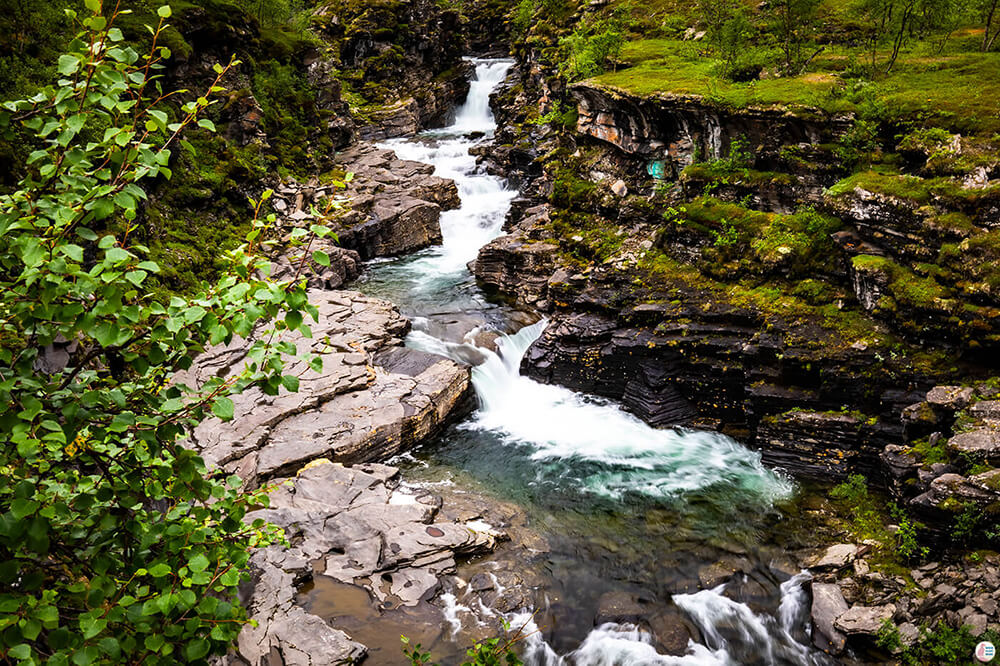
<box><xmin>0</xmin><ymin>6</ymin><xmax>340</xmax><ymax>662</ymax></box>
<box><xmin>829</xmin><ymin>474</ymin><xmax>928</xmax><ymax>564</ymax></box>
<box><xmin>401</xmin><ymin>619</ymin><xmax>527</xmax><ymax>665</ymax></box>
<box><xmin>898</xmin><ymin>623</ymin><xmax>1000</xmax><ymax>665</ymax></box>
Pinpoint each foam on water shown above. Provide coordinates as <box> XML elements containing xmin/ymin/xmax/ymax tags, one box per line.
<box><xmin>362</xmin><ymin>58</ymin><xmax>820</xmax><ymax>666</ymax></box>
<box><xmin>463</xmin><ymin>321</ymin><xmax>794</xmax><ymax>503</ymax></box>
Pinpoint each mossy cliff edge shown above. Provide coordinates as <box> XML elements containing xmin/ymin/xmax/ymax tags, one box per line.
<box><xmin>474</xmin><ymin>0</ymin><xmax>1000</xmax><ymax>535</ymax></box>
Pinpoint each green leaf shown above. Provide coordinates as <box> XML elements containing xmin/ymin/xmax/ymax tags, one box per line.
<box><xmin>185</xmin><ymin>639</ymin><xmax>209</xmax><ymax>660</ymax></box>
<box><xmin>157</xmin><ymin>4</ymin><xmax>172</xmax><ymax>18</ymax></box>
<box><xmin>57</xmin><ymin>54</ymin><xmax>80</xmax><ymax>76</ymax></box>
<box><xmin>312</xmin><ymin>250</ymin><xmax>330</xmax><ymax>266</ymax></box>
<box><xmin>284</xmin><ymin>310</ymin><xmax>302</xmax><ymax>331</ymax></box>
<box><xmin>187</xmin><ymin>552</ymin><xmax>209</xmax><ymax>573</ymax></box>
<box><xmin>8</xmin><ymin>645</ymin><xmax>31</xmax><ymax>660</ymax></box>
<box><xmin>105</xmin><ymin>247</ymin><xmax>129</xmax><ymax>263</ymax></box>
<box><xmin>10</xmin><ymin>498</ymin><xmax>39</xmax><ymax>519</ymax></box>
<box><xmin>144</xmin><ymin>634</ymin><xmax>165</xmax><ymax>652</ymax></box>
<box><xmin>281</xmin><ymin>375</ymin><xmax>300</xmax><ymax>392</ymax></box>
<box><xmin>80</xmin><ymin>616</ymin><xmax>107</xmax><ymax>639</ymax></box>
<box><xmin>211</xmin><ymin>397</ymin><xmax>234</xmax><ymax>421</ymax></box>
<box><xmin>148</xmin><ymin>563</ymin><xmax>171</xmax><ymax>578</ymax></box>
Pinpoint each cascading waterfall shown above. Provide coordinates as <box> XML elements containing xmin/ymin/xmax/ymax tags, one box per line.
<box><xmin>359</xmin><ymin>59</ymin><xmax>826</xmax><ymax>666</ymax></box>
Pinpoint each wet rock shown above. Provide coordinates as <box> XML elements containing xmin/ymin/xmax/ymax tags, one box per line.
<box><xmin>834</xmin><ymin>604</ymin><xmax>896</xmax><ymax>635</ymax></box>
<box><xmin>229</xmin><ymin>461</ymin><xmax>505</xmax><ymax>665</ymax></box>
<box><xmin>811</xmin><ymin>583</ymin><xmax>849</xmax><ymax>655</ymax></box>
<box><xmin>175</xmin><ymin>290</ymin><xmax>471</xmax><ymax>487</ymax></box>
<box><xmin>610</xmin><ymin>179</ymin><xmax>628</xmax><ymax>196</ymax></box>
<box><xmin>594</xmin><ymin>591</ymin><xmax>648</xmax><ymax>625</ymax></box>
<box><xmin>648</xmin><ymin>610</ymin><xmax>696</xmax><ymax>656</ymax></box>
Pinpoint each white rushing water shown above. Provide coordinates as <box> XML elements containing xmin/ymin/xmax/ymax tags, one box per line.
<box><xmin>379</xmin><ymin>59</ymin><xmax>517</xmax><ymax>277</ymax></box>
<box><xmin>370</xmin><ymin>59</ymin><xmax>819</xmax><ymax>666</ymax></box>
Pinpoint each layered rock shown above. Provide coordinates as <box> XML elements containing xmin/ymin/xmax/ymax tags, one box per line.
<box><xmin>175</xmin><ymin>290</ymin><xmax>472</xmax><ymax>488</ymax></box>
<box><xmin>228</xmin><ymin>461</ymin><xmax>507</xmax><ymax>665</ymax></box>
<box><xmin>311</xmin><ymin>0</ymin><xmax>473</xmax><ymax>139</ymax></box>
<box><xmin>571</xmin><ymin>82</ymin><xmax>853</xmax><ymax>181</ymax></box>
<box><xmin>267</xmin><ymin>143</ymin><xmax>460</xmax><ymax>289</ymax></box>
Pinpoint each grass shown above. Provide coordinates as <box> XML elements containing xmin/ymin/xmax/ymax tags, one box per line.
<box><xmin>589</xmin><ymin>38</ymin><xmax>1000</xmax><ymax>135</ymax></box>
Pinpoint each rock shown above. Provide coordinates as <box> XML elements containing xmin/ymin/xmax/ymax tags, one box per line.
<box><xmin>610</xmin><ymin>179</ymin><xmax>628</xmax><ymax>196</ymax></box>
<box><xmin>231</xmin><ymin>461</ymin><xmax>506</xmax><ymax>665</ymax></box>
<box><xmin>834</xmin><ymin>604</ymin><xmax>896</xmax><ymax>635</ymax></box>
<box><xmin>594</xmin><ymin>591</ymin><xmax>648</xmax><ymax>625</ymax></box>
<box><xmin>811</xmin><ymin>583</ymin><xmax>849</xmax><ymax>655</ymax></box>
<box><xmin>970</xmin><ymin>400</ymin><xmax>1000</xmax><ymax>420</ymax></box>
<box><xmin>811</xmin><ymin>544</ymin><xmax>858</xmax><ymax>570</ymax></box>
<box><xmin>926</xmin><ymin>386</ymin><xmax>974</xmax><ymax>410</ymax></box>
<box><xmin>898</xmin><ymin>621</ymin><xmax>920</xmax><ymax>647</ymax></box>
<box><xmin>966</xmin><ymin>613</ymin><xmax>990</xmax><ymax>636</ymax></box>
<box><xmin>175</xmin><ymin>290</ymin><xmax>471</xmax><ymax>487</ymax></box>
<box><xmin>648</xmin><ymin>610</ymin><xmax>696</xmax><ymax>656</ymax></box>
<box><xmin>948</xmin><ymin>429</ymin><xmax>1000</xmax><ymax>459</ymax></box>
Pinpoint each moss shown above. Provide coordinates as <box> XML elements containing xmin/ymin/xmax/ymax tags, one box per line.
<box><xmin>852</xmin><ymin>255</ymin><xmax>952</xmax><ymax>310</ymax></box>
<box><xmin>909</xmin><ymin>438</ymin><xmax>951</xmax><ymax>466</ymax></box>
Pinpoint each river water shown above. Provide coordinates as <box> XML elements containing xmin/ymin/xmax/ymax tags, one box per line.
<box><xmin>301</xmin><ymin>59</ymin><xmax>839</xmax><ymax>665</ymax></box>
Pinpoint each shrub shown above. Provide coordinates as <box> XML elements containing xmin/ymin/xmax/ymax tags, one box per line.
<box><xmin>0</xmin><ymin>3</ymin><xmax>335</xmax><ymax>662</ymax></box>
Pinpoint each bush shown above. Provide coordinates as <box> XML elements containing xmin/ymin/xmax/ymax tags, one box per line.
<box><xmin>0</xmin><ymin>3</ymin><xmax>335</xmax><ymax>662</ymax></box>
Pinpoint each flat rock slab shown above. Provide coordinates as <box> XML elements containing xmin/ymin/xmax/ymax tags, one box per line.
<box><xmin>810</xmin><ymin>544</ymin><xmax>858</xmax><ymax>570</ymax></box>
<box><xmin>926</xmin><ymin>386</ymin><xmax>974</xmax><ymax>410</ymax></box>
<box><xmin>175</xmin><ymin>289</ymin><xmax>471</xmax><ymax>486</ymax></box>
<box><xmin>229</xmin><ymin>461</ymin><xmax>506</xmax><ymax>666</ymax></box>
<box><xmin>948</xmin><ymin>428</ymin><xmax>1000</xmax><ymax>459</ymax></box>
<box><xmin>834</xmin><ymin>604</ymin><xmax>896</xmax><ymax>635</ymax></box>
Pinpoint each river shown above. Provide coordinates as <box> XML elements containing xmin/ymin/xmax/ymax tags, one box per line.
<box><xmin>299</xmin><ymin>58</ymin><xmax>839</xmax><ymax>666</ymax></box>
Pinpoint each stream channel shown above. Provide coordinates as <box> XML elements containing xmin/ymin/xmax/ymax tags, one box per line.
<box><xmin>298</xmin><ymin>58</ymin><xmax>842</xmax><ymax>666</ymax></box>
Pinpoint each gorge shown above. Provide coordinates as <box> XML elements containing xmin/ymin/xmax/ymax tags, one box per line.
<box><xmin>3</xmin><ymin>1</ymin><xmax>1000</xmax><ymax>665</ymax></box>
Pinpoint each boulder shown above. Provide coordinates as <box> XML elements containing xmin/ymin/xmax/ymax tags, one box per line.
<box><xmin>926</xmin><ymin>386</ymin><xmax>974</xmax><ymax>410</ymax></box>
<box><xmin>811</xmin><ymin>583</ymin><xmax>849</xmax><ymax>655</ymax></box>
<box><xmin>810</xmin><ymin>544</ymin><xmax>858</xmax><ymax>570</ymax></box>
<box><xmin>947</xmin><ymin>429</ymin><xmax>1000</xmax><ymax>459</ymax></box>
<box><xmin>175</xmin><ymin>290</ymin><xmax>471</xmax><ymax>487</ymax></box>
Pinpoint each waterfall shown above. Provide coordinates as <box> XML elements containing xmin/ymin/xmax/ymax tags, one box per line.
<box><xmin>465</xmin><ymin>322</ymin><xmax>794</xmax><ymax>503</ymax></box>
<box><xmin>363</xmin><ymin>59</ymin><xmax>824</xmax><ymax>666</ymax></box>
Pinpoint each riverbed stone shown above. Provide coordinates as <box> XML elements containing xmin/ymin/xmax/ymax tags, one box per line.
<box><xmin>227</xmin><ymin>461</ymin><xmax>507</xmax><ymax>665</ymax></box>
<box><xmin>834</xmin><ymin>604</ymin><xmax>896</xmax><ymax>635</ymax></box>
<box><xmin>810</xmin><ymin>544</ymin><xmax>858</xmax><ymax>570</ymax></box>
<box><xmin>811</xmin><ymin>583</ymin><xmax>849</xmax><ymax>655</ymax></box>
<box><xmin>175</xmin><ymin>290</ymin><xmax>472</xmax><ymax>487</ymax></box>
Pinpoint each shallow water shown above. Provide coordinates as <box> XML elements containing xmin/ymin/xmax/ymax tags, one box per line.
<box><xmin>303</xmin><ymin>58</ymin><xmax>836</xmax><ymax>665</ymax></box>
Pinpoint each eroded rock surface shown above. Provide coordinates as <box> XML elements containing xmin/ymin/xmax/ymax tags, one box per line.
<box><xmin>176</xmin><ymin>290</ymin><xmax>471</xmax><ymax>487</ymax></box>
<box><xmin>230</xmin><ymin>461</ymin><xmax>506</xmax><ymax>665</ymax></box>
<box><xmin>267</xmin><ymin>143</ymin><xmax>461</xmax><ymax>290</ymax></box>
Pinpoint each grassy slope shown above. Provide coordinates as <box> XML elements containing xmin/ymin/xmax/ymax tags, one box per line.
<box><xmin>586</xmin><ymin>2</ymin><xmax>1000</xmax><ymax>135</ymax></box>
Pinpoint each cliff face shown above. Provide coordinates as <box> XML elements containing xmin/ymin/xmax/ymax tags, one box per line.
<box><xmin>571</xmin><ymin>83</ymin><xmax>854</xmax><ymax>180</ymax></box>
<box><xmin>475</xmin><ymin>50</ymin><xmax>1000</xmax><ymax>499</ymax></box>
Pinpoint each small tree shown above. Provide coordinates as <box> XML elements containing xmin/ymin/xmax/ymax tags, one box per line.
<box><xmin>0</xmin><ymin>1</ymin><xmax>334</xmax><ymax>663</ymax></box>
<box><xmin>763</xmin><ymin>0</ymin><xmax>822</xmax><ymax>73</ymax></box>
<box><xmin>558</xmin><ymin>10</ymin><xmax>629</xmax><ymax>82</ymax></box>
<box><xmin>977</xmin><ymin>0</ymin><xmax>1000</xmax><ymax>51</ymax></box>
